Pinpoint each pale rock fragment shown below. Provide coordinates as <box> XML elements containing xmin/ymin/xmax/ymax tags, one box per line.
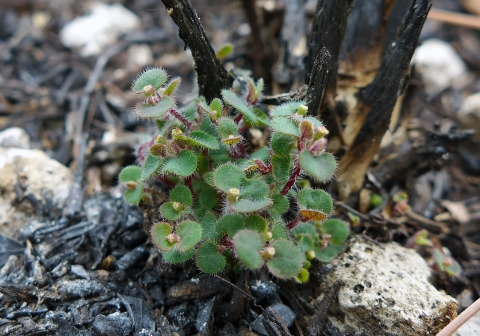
<box><xmin>316</xmin><ymin>236</ymin><xmax>457</xmax><ymax>335</ymax></box>
<box><xmin>0</xmin><ymin>148</ymin><xmax>72</xmax><ymax>237</ymax></box>
<box><xmin>60</xmin><ymin>2</ymin><xmax>140</xmax><ymax>56</ymax></box>
<box><xmin>413</xmin><ymin>39</ymin><xmax>467</xmax><ymax>95</ymax></box>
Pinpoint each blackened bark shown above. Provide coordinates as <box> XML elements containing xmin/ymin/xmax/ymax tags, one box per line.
<box><xmin>306</xmin><ymin>47</ymin><xmax>330</xmax><ymax>117</ymax></box>
<box><xmin>160</xmin><ymin>0</ymin><xmax>230</xmax><ymax>102</ymax></box>
<box><xmin>261</xmin><ymin>85</ymin><xmax>308</xmax><ymax>105</ymax></box>
<box><xmin>339</xmin><ymin>0</ymin><xmax>393</xmax><ymax>76</ymax></box>
<box><xmin>336</xmin><ymin>0</ymin><xmax>431</xmax><ymax>200</ymax></box>
<box><xmin>306</xmin><ymin>0</ymin><xmax>354</xmax><ymax>114</ymax></box>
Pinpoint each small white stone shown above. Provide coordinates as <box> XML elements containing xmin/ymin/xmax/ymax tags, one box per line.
<box><xmin>413</xmin><ymin>39</ymin><xmax>467</xmax><ymax>95</ymax></box>
<box><xmin>237</xmin><ymin>23</ymin><xmax>251</xmax><ymax>36</ymax></box>
<box><xmin>318</xmin><ymin>236</ymin><xmax>457</xmax><ymax>335</ymax></box>
<box><xmin>0</xmin><ymin>127</ymin><xmax>30</xmax><ymax>149</ymax></box>
<box><xmin>127</xmin><ymin>44</ymin><xmax>154</xmax><ymax>69</ymax></box>
<box><xmin>458</xmin><ymin>92</ymin><xmax>480</xmax><ymax>132</ymax></box>
<box><xmin>0</xmin><ymin>149</ymin><xmax>72</xmax><ymax>237</ymax></box>
<box><xmin>60</xmin><ymin>2</ymin><xmax>140</xmax><ymax>56</ymax></box>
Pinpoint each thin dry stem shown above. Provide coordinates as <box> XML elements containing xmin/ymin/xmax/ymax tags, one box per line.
<box><xmin>428</xmin><ymin>8</ymin><xmax>480</xmax><ymax>30</ymax></box>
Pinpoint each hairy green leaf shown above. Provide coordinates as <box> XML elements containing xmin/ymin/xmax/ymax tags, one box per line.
<box><xmin>322</xmin><ymin>219</ymin><xmax>349</xmax><ymax>245</ymax></box>
<box><xmin>213</xmin><ymin>164</ymin><xmax>244</xmax><ymax>192</ymax></box>
<box><xmin>271</xmin><ymin>117</ymin><xmax>300</xmax><ymax>137</ymax></box>
<box><xmin>200</xmin><ymin>214</ymin><xmax>218</xmax><ymax>240</ymax></box>
<box><xmin>247</xmin><ymin>108</ymin><xmax>270</xmax><ymax>127</ymax></box>
<box><xmin>119</xmin><ymin>166</ymin><xmax>142</xmax><ymax>182</ymax></box>
<box><xmin>187</xmin><ymin>130</ymin><xmax>219</xmax><ymax>149</ymax></box>
<box><xmin>271</xmin><ymin>221</ymin><xmax>287</xmax><ymax>240</ymax></box>
<box><xmin>151</xmin><ymin>222</ymin><xmax>174</xmax><ymax>252</ymax></box>
<box><xmin>291</xmin><ymin>223</ymin><xmax>317</xmax><ymax>239</ymax></box>
<box><xmin>297</xmin><ymin>188</ymin><xmax>333</xmax><ymax>215</ymax></box>
<box><xmin>218</xmin><ymin>118</ymin><xmax>238</xmax><ymax>138</ymax></box>
<box><xmin>134</xmin><ymin>96</ymin><xmax>175</xmax><ymax>119</ymax></box>
<box><xmin>161</xmin><ymin>150</ymin><xmax>197</xmax><ymax>177</ymax></box>
<box><xmin>132</xmin><ymin>68</ymin><xmax>167</xmax><ymax>92</ymax></box>
<box><xmin>199</xmin><ymin>187</ymin><xmax>218</xmax><ymax>209</ymax></box>
<box><xmin>231</xmin><ymin>199</ymin><xmax>272</xmax><ymax>213</ymax></box>
<box><xmin>170</xmin><ymin>185</ymin><xmax>193</xmax><ymax>206</ymax></box>
<box><xmin>124</xmin><ymin>181</ymin><xmax>143</xmax><ymax>205</ymax></box>
<box><xmin>299</xmin><ymin>151</ymin><xmax>336</xmax><ymax>183</ymax></box>
<box><xmin>222</xmin><ymin>90</ymin><xmax>257</xmax><ymax>124</ymax></box>
<box><xmin>216</xmin><ymin>214</ymin><xmax>244</xmax><ymax>238</ymax></box>
<box><xmin>240</xmin><ymin>179</ymin><xmax>269</xmax><ymax>200</ymax></box>
<box><xmin>245</xmin><ymin>215</ymin><xmax>268</xmax><ymax>234</ymax></box>
<box><xmin>271</xmin><ymin>133</ymin><xmax>295</xmax><ymax>156</ymax></box>
<box><xmin>197</xmin><ymin>241</ymin><xmax>226</xmax><ymax>274</ymax></box>
<box><xmin>163</xmin><ymin>247</ymin><xmax>195</xmax><ymax>264</ymax></box>
<box><xmin>299</xmin><ymin>235</ymin><xmax>314</xmax><ymax>253</ymax></box>
<box><xmin>250</xmin><ymin>147</ymin><xmax>270</xmax><ymax>162</ymax></box>
<box><xmin>270</xmin><ymin>194</ymin><xmax>289</xmax><ymax>215</ymax></box>
<box><xmin>233</xmin><ymin>230</ymin><xmax>265</xmax><ymax>270</ymax></box>
<box><xmin>272</xmin><ymin>154</ymin><xmax>291</xmax><ymax>183</ymax></box>
<box><xmin>210</xmin><ymin>98</ymin><xmax>223</xmax><ymax>116</ymax></box>
<box><xmin>267</xmin><ymin>240</ymin><xmax>303</xmax><ymax>279</ymax></box>
<box><xmin>270</xmin><ymin>101</ymin><xmax>306</xmax><ymax>117</ymax></box>
<box><xmin>160</xmin><ymin>202</ymin><xmax>182</xmax><ymax>221</ymax></box>
<box><xmin>313</xmin><ymin>244</ymin><xmax>342</xmax><ymax>262</ymax></box>
<box><xmin>141</xmin><ymin>155</ymin><xmax>162</xmax><ymax>180</ymax></box>
<box><xmin>176</xmin><ymin>221</ymin><xmax>202</xmax><ymax>252</ymax></box>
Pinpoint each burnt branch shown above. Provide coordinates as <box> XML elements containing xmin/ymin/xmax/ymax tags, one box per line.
<box><xmin>339</xmin><ymin>0</ymin><xmax>394</xmax><ymax>76</ymax></box>
<box><xmin>306</xmin><ymin>0</ymin><xmax>354</xmax><ymax>106</ymax></box>
<box><xmin>160</xmin><ymin>0</ymin><xmax>229</xmax><ymax>101</ymax></box>
<box><xmin>306</xmin><ymin>47</ymin><xmax>330</xmax><ymax>117</ymax></box>
<box><xmin>261</xmin><ymin>85</ymin><xmax>307</xmax><ymax>105</ymax></box>
<box><xmin>336</xmin><ymin>0</ymin><xmax>431</xmax><ymax>200</ymax></box>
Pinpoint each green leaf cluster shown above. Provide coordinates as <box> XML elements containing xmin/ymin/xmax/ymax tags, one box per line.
<box><xmin>119</xmin><ymin>68</ymin><xmax>349</xmax><ymax>281</ymax></box>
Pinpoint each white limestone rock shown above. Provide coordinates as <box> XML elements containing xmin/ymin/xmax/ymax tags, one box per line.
<box><xmin>0</xmin><ymin>148</ymin><xmax>72</xmax><ymax>237</ymax></box>
<box><xmin>0</xmin><ymin>127</ymin><xmax>30</xmax><ymax>149</ymax></box>
<box><xmin>60</xmin><ymin>2</ymin><xmax>140</xmax><ymax>56</ymax></box>
<box><xmin>413</xmin><ymin>39</ymin><xmax>467</xmax><ymax>95</ymax></box>
<box><xmin>316</xmin><ymin>236</ymin><xmax>457</xmax><ymax>335</ymax></box>
<box><xmin>458</xmin><ymin>92</ymin><xmax>480</xmax><ymax>134</ymax></box>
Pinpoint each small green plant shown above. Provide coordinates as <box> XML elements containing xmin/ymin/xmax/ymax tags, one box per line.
<box><xmin>119</xmin><ymin>67</ymin><xmax>349</xmax><ymax>281</ymax></box>
<box><xmin>409</xmin><ymin>230</ymin><xmax>461</xmax><ymax>277</ymax></box>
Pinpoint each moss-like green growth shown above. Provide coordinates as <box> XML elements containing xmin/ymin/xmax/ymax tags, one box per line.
<box><xmin>118</xmin><ymin>69</ymin><xmax>349</xmax><ymax>280</ymax></box>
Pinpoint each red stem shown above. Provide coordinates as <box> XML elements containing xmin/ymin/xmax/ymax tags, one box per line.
<box><xmin>234</xmin><ymin>114</ymin><xmax>243</xmax><ymax>124</ymax></box>
<box><xmin>286</xmin><ymin>217</ymin><xmax>302</xmax><ymax>230</ymax></box>
<box><xmin>184</xmin><ymin>175</ymin><xmax>194</xmax><ymax>193</ymax></box>
<box><xmin>281</xmin><ymin>165</ymin><xmax>301</xmax><ymax>195</ymax></box>
<box><xmin>170</xmin><ymin>109</ymin><xmax>193</xmax><ymax>130</ymax></box>
<box><xmin>220</xmin><ymin>235</ymin><xmax>234</xmax><ymax>248</ymax></box>
<box><xmin>229</xmin><ymin>142</ymin><xmax>247</xmax><ymax>159</ymax></box>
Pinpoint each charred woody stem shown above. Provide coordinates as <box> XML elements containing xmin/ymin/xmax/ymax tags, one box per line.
<box><xmin>160</xmin><ymin>0</ymin><xmax>230</xmax><ymax>101</ymax></box>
